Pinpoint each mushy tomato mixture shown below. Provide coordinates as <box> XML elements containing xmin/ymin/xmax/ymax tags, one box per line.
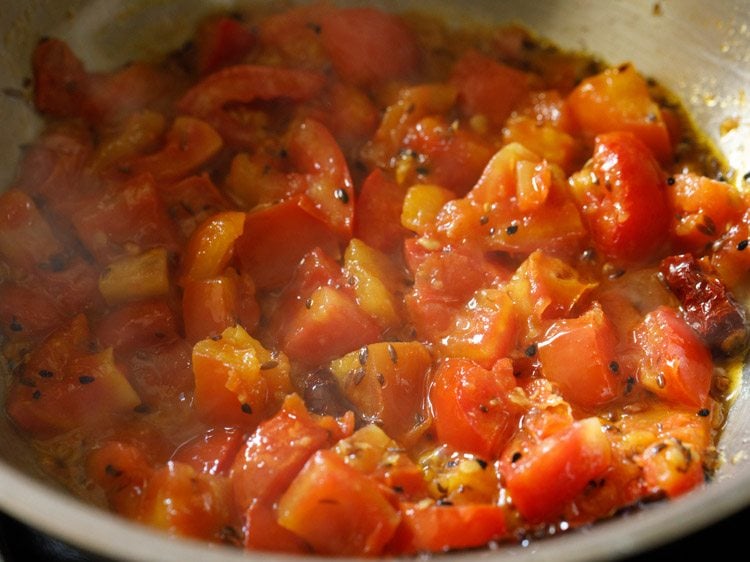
<box><xmin>1</xmin><ymin>3</ymin><xmax>749</xmax><ymax>556</ymax></box>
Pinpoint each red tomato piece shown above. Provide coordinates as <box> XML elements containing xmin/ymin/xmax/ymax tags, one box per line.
<box><xmin>279</xmin><ymin>284</ymin><xmax>382</xmax><ymax>366</ymax></box>
<box><xmin>236</xmin><ymin>196</ymin><xmax>341</xmax><ymax>291</ymax></box>
<box><xmin>6</xmin><ymin>316</ymin><xmax>141</xmax><ymax>438</ymax></box>
<box><xmin>277</xmin><ymin>449</ymin><xmax>401</xmax><ymax>556</ymax></box>
<box><xmin>403</xmin><ymin>116</ymin><xmax>494</xmax><ymax>196</ymax></box>
<box><xmin>32</xmin><ymin>38</ymin><xmax>88</xmax><ymax>117</ymax></box>
<box><xmin>430</xmin><ymin>358</ymin><xmax>520</xmax><ymax>458</ymax></box>
<box><xmin>570</xmin><ymin>131</ymin><xmax>670</xmax><ymax>263</ymax></box>
<box><xmin>171</xmin><ymin>427</ymin><xmax>244</xmax><ymax>476</ymax></box>
<box><xmin>192</xmin><ymin>325</ymin><xmax>292</xmax><ymax>427</ymax></box>
<box><xmin>388</xmin><ymin>503</ymin><xmax>507</xmax><ymax>555</ymax></box>
<box><xmin>319</xmin><ymin>8</ymin><xmax>420</xmax><ymax>87</ymax></box>
<box><xmin>230</xmin><ymin>394</ymin><xmax>331</xmax><ymax>511</ymax></box>
<box><xmin>129</xmin><ymin>116</ymin><xmax>223</xmax><ymax>182</ymax></box>
<box><xmin>137</xmin><ymin>461</ymin><xmax>233</xmax><ymax>542</ymax></box>
<box><xmin>406</xmin><ymin>243</ymin><xmax>508</xmax><ymax>339</ymax></box>
<box><xmin>0</xmin><ymin>283</ymin><xmax>63</xmax><ymax>339</ymax></box>
<box><xmin>667</xmin><ymin>172</ymin><xmax>742</xmax><ymax>251</ymax></box>
<box><xmin>451</xmin><ymin>50</ymin><xmax>529</xmax><ymax>128</ymax></box>
<box><xmin>0</xmin><ymin>189</ymin><xmax>66</xmax><ymax>272</ymax></box>
<box><xmin>503</xmin><ymin>417</ymin><xmax>612</xmax><ymax>523</ymax></box>
<box><xmin>124</xmin><ymin>338</ymin><xmax>194</xmax><ymax>408</ymax></box>
<box><xmin>567</xmin><ymin>64</ymin><xmax>672</xmax><ymax>162</ymax></box>
<box><xmin>85</xmin><ymin>62</ymin><xmax>181</xmax><ymax>127</ymax></box>
<box><xmin>71</xmin><ymin>173</ymin><xmax>180</xmax><ymax>264</ymax></box>
<box><xmin>537</xmin><ymin>304</ymin><xmax>621</xmax><ymax>408</ymax></box>
<box><xmin>179</xmin><ymin>211</ymin><xmax>246</xmax><ymax>284</ymax></box>
<box><xmin>354</xmin><ymin>169</ymin><xmax>409</xmax><ymax>254</ymax></box>
<box><xmin>96</xmin><ymin>299</ymin><xmax>179</xmax><ymax>355</ymax></box>
<box><xmin>633</xmin><ymin>306</ymin><xmax>713</xmax><ymax>408</ymax></box>
<box><xmin>157</xmin><ymin>174</ymin><xmax>230</xmax><ymax>239</ymax></box>
<box><xmin>193</xmin><ymin>15</ymin><xmax>256</xmax><ymax>75</ymax></box>
<box><xmin>639</xmin><ymin>437</ymin><xmax>705</xmax><ymax>498</ymax></box>
<box><xmin>87</xmin><ymin>441</ymin><xmax>155</xmax><ymax>518</ymax></box>
<box><xmin>177</xmin><ymin>64</ymin><xmax>326</xmax><ymax>118</ymax></box>
<box><xmin>182</xmin><ymin>272</ymin><xmax>244</xmax><ymax>343</ymax></box>
<box><xmin>288</xmin><ymin>118</ymin><xmax>354</xmax><ymax>239</ymax></box>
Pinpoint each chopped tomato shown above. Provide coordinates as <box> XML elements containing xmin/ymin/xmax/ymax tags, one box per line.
<box><xmin>437</xmin><ymin>290</ymin><xmax>517</xmax><ymax>367</ymax></box>
<box><xmin>0</xmin><ymin>283</ymin><xmax>63</xmax><ymax>339</ymax></box>
<box><xmin>192</xmin><ymin>325</ymin><xmax>293</xmax><ymax>427</ymax></box>
<box><xmin>388</xmin><ymin>503</ymin><xmax>507</xmax><ymax>555</ymax></box>
<box><xmin>354</xmin><ymin>169</ymin><xmax>409</xmax><ymax>254</ymax></box>
<box><xmin>0</xmin><ymin>189</ymin><xmax>66</xmax><ymax>272</ymax></box>
<box><xmin>87</xmin><ymin>441</ymin><xmax>155</xmax><ymax>518</ymax></box>
<box><xmin>279</xmin><ymin>284</ymin><xmax>381</xmax><ymax>366</ymax></box>
<box><xmin>171</xmin><ymin>427</ymin><xmax>244</xmax><ymax>476</ymax></box>
<box><xmin>503</xmin><ymin>417</ymin><xmax>612</xmax><ymax>523</ymax></box>
<box><xmin>6</xmin><ymin>316</ymin><xmax>141</xmax><ymax>438</ymax></box>
<box><xmin>157</xmin><ymin>174</ymin><xmax>230</xmax><ymax>239</ymax></box>
<box><xmin>329</xmin><ymin>341</ymin><xmax>432</xmax><ymax>443</ymax></box>
<box><xmin>406</xmin><ymin>243</ymin><xmax>508</xmax><ymax>340</ymax></box>
<box><xmin>667</xmin><ymin>172</ymin><xmax>742</xmax><ymax>251</ymax></box>
<box><xmin>129</xmin><ymin>116</ymin><xmax>223</xmax><ymax>182</ymax></box>
<box><xmin>182</xmin><ymin>274</ymin><xmax>239</xmax><ymax>343</ymax></box>
<box><xmin>96</xmin><ymin>299</ymin><xmax>179</xmax><ymax>355</ymax></box>
<box><xmin>277</xmin><ymin>449</ymin><xmax>401</xmax><ymax>556</ymax></box>
<box><xmin>538</xmin><ymin>305</ymin><xmax>621</xmax><ymax>408</ymax></box>
<box><xmin>451</xmin><ymin>50</ymin><xmax>529</xmax><ymax>128</ymax></box>
<box><xmin>193</xmin><ymin>15</ymin><xmax>256</xmax><ymax>75</ymax></box>
<box><xmin>179</xmin><ymin>211</ymin><xmax>246</xmax><ymax>284</ymax></box>
<box><xmin>235</xmin><ymin>196</ymin><xmax>341</xmax><ymax>291</ymax></box>
<box><xmin>71</xmin><ymin>173</ymin><xmax>180</xmax><ymax>264</ymax></box>
<box><xmin>32</xmin><ymin>38</ymin><xmax>88</xmax><ymax>117</ymax></box>
<box><xmin>569</xmin><ymin>131</ymin><xmax>670</xmax><ymax>263</ymax></box>
<box><xmin>178</xmin><ymin>64</ymin><xmax>326</xmax><ymax>118</ymax></box>
<box><xmin>633</xmin><ymin>306</ymin><xmax>713</xmax><ymax>408</ymax></box>
<box><xmin>137</xmin><ymin>461</ymin><xmax>234</xmax><ymax>542</ymax></box>
<box><xmin>567</xmin><ymin>64</ymin><xmax>672</xmax><ymax>162</ymax></box>
<box><xmin>234</xmin><ymin>398</ymin><xmax>347</xmax><ymax>554</ymax></box>
<box><xmin>430</xmin><ymin>358</ymin><xmax>520</xmax><ymax>458</ymax></box>
<box><xmin>319</xmin><ymin>7</ymin><xmax>420</xmax><ymax>87</ymax></box>
<box><xmin>288</xmin><ymin>118</ymin><xmax>354</xmax><ymax>239</ymax></box>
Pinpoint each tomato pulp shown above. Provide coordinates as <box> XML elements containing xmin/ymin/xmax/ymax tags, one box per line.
<box><xmin>1</xmin><ymin>3</ymin><xmax>748</xmax><ymax>556</ymax></box>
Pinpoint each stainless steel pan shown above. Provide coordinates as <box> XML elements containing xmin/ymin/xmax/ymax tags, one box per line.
<box><xmin>1</xmin><ymin>1</ymin><xmax>749</xmax><ymax>560</ymax></box>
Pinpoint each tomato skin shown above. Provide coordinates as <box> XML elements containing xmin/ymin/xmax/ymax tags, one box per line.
<box><xmin>538</xmin><ymin>305</ymin><xmax>621</xmax><ymax>408</ymax></box>
<box><xmin>430</xmin><ymin>358</ymin><xmax>520</xmax><ymax>459</ymax></box>
<box><xmin>633</xmin><ymin>306</ymin><xmax>712</xmax><ymax>408</ymax></box>
<box><xmin>571</xmin><ymin>131</ymin><xmax>670</xmax><ymax>263</ymax></box>
<box><xmin>567</xmin><ymin>64</ymin><xmax>672</xmax><ymax>162</ymax></box>
<box><xmin>355</xmin><ymin>170</ymin><xmax>409</xmax><ymax>255</ymax></box>
<box><xmin>178</xmin><ymin>64</ymin><xmax>326</xmax><ymax>118</ymax></box>
<box><xmin>388</xmin><ymin>503</ymin><xmax>507</xmax><ymax>555</ymax></box>
<box><xmin>319</xmin><ymin>8</ymin><xmax>420</xmax><ymax>87</ymax></box>
<box><xmin>503</xmin><ymin>417</ymin><xmax>612</xmax><ymax>523</ymax></box>
<box><xmin>277</xmin><ymin>449</ymin><xmax>401</xmax><ymax>556</ymax></box>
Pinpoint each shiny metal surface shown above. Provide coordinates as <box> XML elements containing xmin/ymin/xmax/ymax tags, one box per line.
<box><xmin>1</xmin><ymin>1</ymin><xmax>749</xmax><ymax>560</ymax></box>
